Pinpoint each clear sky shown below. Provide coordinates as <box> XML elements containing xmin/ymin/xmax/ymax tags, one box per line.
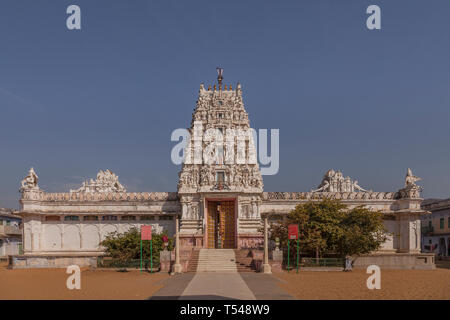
<box><xmin>1</xmin><ymin>0</ymin><xmax>450</xmax><ymax>209</ymax></box>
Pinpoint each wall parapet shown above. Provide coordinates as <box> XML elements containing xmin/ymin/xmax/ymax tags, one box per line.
<box><xmin>21</xmin><ymin>191</ymin><xmax>179</xmax><ymax>202</ymax></box>
<box><xmin>262</xmin><ymin>191</ymin><xmax>397</xmax><ymax>201</ymax></box>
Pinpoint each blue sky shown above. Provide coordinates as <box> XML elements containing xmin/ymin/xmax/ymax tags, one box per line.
<box><xmin>1</xmin><ymin>0</ymin><xmax>450</xmax><ymax>209</ymax></box>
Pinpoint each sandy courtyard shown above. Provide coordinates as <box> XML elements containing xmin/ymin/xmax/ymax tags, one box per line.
<box><xmin>0</xmin><ymin>261</ymin><xmax>449</xmax><ymax>300</ymax></box>
<box><xmin>274</xmin><ymin>266</ymin><xmax>450</xmax><ymax>300</ymax></box>
<box><xmin>0</xmin><ymin>262</ymin><xmax>169</xmax><ymax>300</ymax></box>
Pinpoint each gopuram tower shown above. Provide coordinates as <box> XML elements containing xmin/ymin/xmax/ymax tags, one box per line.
<box><xmin>177</xmin><ymin>69</ymin><xmax>264</xmax><ymax>249</ymax></box>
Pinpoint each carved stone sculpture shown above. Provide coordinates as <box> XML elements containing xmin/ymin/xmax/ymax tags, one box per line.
<box><xmin>352</xmin><ymin>180</ymin><xmax>368</xmax><ymax>192</ymax></box>
<box><xmin>396</xmin><ymin>168</ymin><xmax>422</xmax><ymax>199</ymax></box>
<box><xmin>312</xmin><ymin>169</ymin><xmax>369</xmax><ymax>193</ymax></box>
<box><xmin>405</xmin><ymin>168</ymin><xmax>421</xmax><ymax>187</ymax></box>
<box><xmin>20</xmin><ymin>167</ymin><xmax>40</xmax><ymax>192</ymax></box>
<box><xmin>70</xmin><ymin>169</ymin><xmax>126</xmax><ymax>193</ymax></box>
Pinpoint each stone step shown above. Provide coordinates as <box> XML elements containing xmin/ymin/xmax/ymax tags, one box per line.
<box><xmin>196</xmin><ymin>270</ymin><xmax>238</xmax><ymax>272</ymax></box>
<box><xmin>197</xmin><ymin>264</ymin><xmax>236</xmax><ymax>266</ymax></box>
<box><xmin>186</xmin><ymin>249</ymin><xmax>200</xmax><ymax>273</ymax></box>
<box><xmin>196</xmin><ymin>269</ymin><xmax>238</xmax><ymax>272</ymax></box>
<box><xmin>197</xmin><ymin>260</ymin><xmax>235</xmax><ymax>262</ymax></box>
<box><xmin>196</xmin><ymin>262</ymin><xmax>236</xmax><ymax>265</ymax></box>
<box><xmin>198</xmin><ymin>256</ymin><xmax>235</xmax><ymax>258</ymax></box>
<box><xmin>196</xmin><ymin>249</ymin><xmax>238</xmax><ymax>273</ymax></box>
<box><xmin>188</xmin><ymin>249</ymin><xmax>257</xmax><ymax>273</ymax></box>
<box><xmin>197</xmin><ymin>266</ymin><xmax>237</xmax><ymax>269</ymax></box>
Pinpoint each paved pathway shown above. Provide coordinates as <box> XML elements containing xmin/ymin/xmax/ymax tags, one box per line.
<box><xmin>240</xmin><ymin>273</ymin><xmax>295</xmax><ymax>300</ymax></box>
<box><xmin>150</xmin><ymin>272</ymin><xmax>294</xmax><ymax>300</ymax></box>
<box><xmin>180</xmin><ymin>273</ymin><xmax>256</xmax><ymax>300</ymax></box>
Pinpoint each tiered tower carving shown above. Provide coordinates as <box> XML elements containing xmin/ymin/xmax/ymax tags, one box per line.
<box><xmin>177</xmin><ymin>70</ymin><xmax>264</xmax><ymax>245</ymax></box>
<box><xmin>177</xmin><ymin>74</ymin><xmax>263</xmax><ymax>195</ymax></box>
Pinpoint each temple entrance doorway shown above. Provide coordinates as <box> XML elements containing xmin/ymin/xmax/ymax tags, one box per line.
<box><xmin>206</xmin><ymin>200</ymin><xmax>236</xmax><ymax>249</ymax></box>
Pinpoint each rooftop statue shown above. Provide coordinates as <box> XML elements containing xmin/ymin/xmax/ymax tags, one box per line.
<box><xmin>20</xmin><ymin>167</ymin><xmax>40</xmax><ymax>192</ymax></box>
<box><xmin>405</xmin><ymin>168</ymin><xmax>421</xmax><ymax>187</ymax></box>
<box><xmin>312</xmin><ymin>169</ymin><xmax>369</xmax><ymax>193</ymax></box>
<box><xmin>395</xmin><ymin>168</ymin><xmax>422</xmax><ymax>199</ymax></box>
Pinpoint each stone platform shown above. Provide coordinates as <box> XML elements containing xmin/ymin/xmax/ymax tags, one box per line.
<box><xmin>352</xmin><ymin>253</ymin><xmax>435</xmax><ymax>270</ymax></box>
<box><xmin>8</xmin><ymin>253</ymin><xmax>100</xmax><ymax>269</ymax></box>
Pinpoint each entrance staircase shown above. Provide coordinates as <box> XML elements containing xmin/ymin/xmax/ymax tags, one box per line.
<box><xmin>191</xmin><ymin>249</ymin><xmax>256</xmax><ymax>273</ymax></box>
<box><xmin>196</xmin><ymin>249</ymin><xmax>238</xmax><ymax>273</ymax></box>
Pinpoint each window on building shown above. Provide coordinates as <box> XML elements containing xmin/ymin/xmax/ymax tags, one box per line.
<box><xmin>440</xmin><ymin>218</ymin><xmax>444</xmax><ymax>229</ymax></box>
<box><xmin>140</xmin><ymin>216</ymin><xmax>155</xmax><ymax>221</ymax></box>
<box><xmin>102</xmin><ymin>215</ymin><xmax>118</xmax><ymax>221</ymax></box>
<box><xmin>83</xmin><ymin>215</ymin><xmax>99</xmax><ymax>221</ymax></box>
<box><xmin>121</xmin><ymin>215</ymin><xmax>136</xmax><ymax>221</ymax></box>
<box><xmin>216</xmin><ymin>171</ymin><xmax>225</xmax><ymax>183</ymax></box>
<box><xmin>45</xmin><ymin>216</ymin><xmax>60</xmax><ymax>222</ymax></box>
<box><xmin>448</xmin><ymin>217</ymin><xmax>450</xmax><ymax>228</ymax></box>
<box><xmin>6</xmin><ymin>220</ymin><xmax>10</xmax><ymax>226</ymax></box>
<box><xmin>429</xmin><ymin>239</ymin><xmax>432</xmax><ymax>244</ymax></box>
<box><xmin>64</xmin><ymin>216</ymin><xmax>79</xmax><ymax>221</ymax></box>
<box><xmin>0</xmin><ymin>220</ymin><xmax>3</xmax><ymax>225</ymax></box>
<box><xmin>428</xmin><ymin>220</ymin><xmax>432</xmax><ymax>228</ymax></box>
<box><xmin>159</xmin><ymin>216</ymin><xmax>173</xmax><ymax>221</ymax></box>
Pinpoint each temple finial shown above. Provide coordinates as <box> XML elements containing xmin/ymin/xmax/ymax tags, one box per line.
<box><xmin>216</xmin><ymin>67</ymin><xmax>223</xmax><ymax>86</ymax></box>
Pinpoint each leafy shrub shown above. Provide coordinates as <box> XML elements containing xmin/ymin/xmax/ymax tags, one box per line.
<box><xmin>100</xmin><ymin>227</ymin><xmax>173</xmax><ymax>264</ymax></box>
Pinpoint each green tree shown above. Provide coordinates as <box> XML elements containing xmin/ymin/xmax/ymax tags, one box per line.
<box><xmin>270</xmin><ymin>199</ymin><xmax>387</xmax><ymax>259</ymax></box>
<box><xmin>337</xmin><ymin>206</ymin><xmax>387</xmax><ymax>256</ymax></box>
<box><xmin>100</xmin><ymin>227</ymin><xmax>173</xmax><ymax>264</ymax></box>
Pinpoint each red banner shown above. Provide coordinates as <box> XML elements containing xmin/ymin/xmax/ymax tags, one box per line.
<box><xmin>288</xmin><ymin>224</ymin><xmax>299</xmax><ymax>240</ymax></box>
<box><xmin>141</xmin><ymin>225</ymin><xmax>152</xmax><ymax>241</ymax></box>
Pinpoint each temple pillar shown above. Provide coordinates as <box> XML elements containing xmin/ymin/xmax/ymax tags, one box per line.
<box><xmin>397</xmin><ymin>212</ymin><xmax>422</xmax><ymax>254</ymax></box>
<box><xmin>261</xmin><ymin>215</ymin><xmax>272</xmax><ymax>274</ymax></box>
<box><xmin>172</xmin><ymin>215</ymin><xmax>182</xmax><ymax>274</ymax></box>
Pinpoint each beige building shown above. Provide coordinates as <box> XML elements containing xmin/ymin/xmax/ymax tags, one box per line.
<box><xmin>15</xmin><ymin>74</ymin><xmax>434</xmax><ymax>269</ymax></box>
<box><xmin>421</xmin><ymin>199</ymin><xmax>450</xmax><ymax>256</ymax></box>
<box><xmin>0</xmin><ymin>208</ymin><xmax>22</xmax><ymax>257</ymax></box>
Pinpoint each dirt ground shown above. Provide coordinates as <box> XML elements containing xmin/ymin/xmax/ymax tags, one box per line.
<box><xmin>1</xmin><ymin>261</ymin><xmax>449</xmax><ymax>300</ymax></box>
<box><xmin>0</xmin><ymin>262</ymin><xmax>169</xmax><ymax>300</ymax></box>
<box><xmin>274</xmin><ymin>265</ymin><xmax>450</xmax><ymax>300</ymax></box>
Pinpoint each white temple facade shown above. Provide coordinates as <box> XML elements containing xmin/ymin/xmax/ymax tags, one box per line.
<box><xmin>19</xmin><ymin>168</ymin><xmax>178</xmax><ymax>255</ymax></box>
<box><xmin>16</xmin><ymin>73</ymin><xmax>433</xmax><ymax>269</ymax></box>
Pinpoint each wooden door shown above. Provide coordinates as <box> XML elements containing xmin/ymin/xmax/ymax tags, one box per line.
<box><xmin>220</xmin><ymin>201</ymin><xmax>236</xmax><ymax>249</ymax></box>
<box><xmin>207</xmin><ymin>202</ymin><xmax>217</xmax><ymax>248</ymax></box>
<box><xmin>207</xmin><ymin>200</ymin><xmax>236</xmax><ymax>249</ymax></box>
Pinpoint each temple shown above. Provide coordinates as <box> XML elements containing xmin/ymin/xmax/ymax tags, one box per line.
<box><xmin>16</xmin><ymin>72</ymin><xmax>434</xmax><ymax>269</ymax></box>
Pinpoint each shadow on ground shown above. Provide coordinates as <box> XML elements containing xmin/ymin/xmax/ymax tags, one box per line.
<box><xmin>150</xmin><ymin>295</ymin><xmax>239</xmax><ymax>300</ymax></box>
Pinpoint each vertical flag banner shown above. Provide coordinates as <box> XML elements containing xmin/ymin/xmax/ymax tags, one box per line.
<box><xmin>141</xmin><ymin>225</ymin><xmax>152</xmax><ymax>240</ymax></box>
<box><xmin>140</xmin><ymin>225</ymin><xmax>153</xmax><ymax>273</ymax></box>
<box><xmin>288</xmin><ymin>224</ymin><xmax>299</xmax><ymax>272</ymax></box>
<box><xmin>288</xmin><ymin>224</ymin><xmax>298</xmax><ymax>240</ymax></box>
